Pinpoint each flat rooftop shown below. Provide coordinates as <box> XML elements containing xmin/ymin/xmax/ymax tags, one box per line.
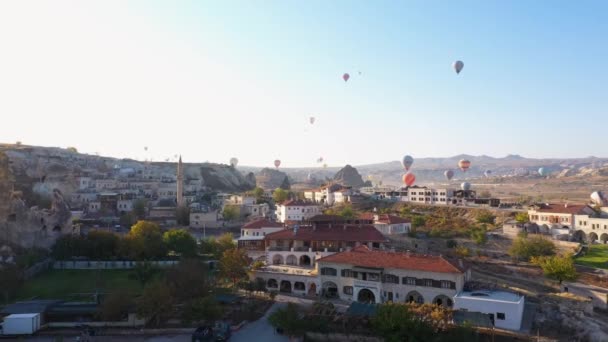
<box><xmin>455</xmin><ymin>290</ymin><xmax>523</xmax><ymax>303</ymax></box>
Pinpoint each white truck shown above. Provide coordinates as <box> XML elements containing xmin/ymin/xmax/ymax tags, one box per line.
<box><xmin>0</xmin><ymin>313</ymin><xmax>41</xmax><ymax>336</ymax></box>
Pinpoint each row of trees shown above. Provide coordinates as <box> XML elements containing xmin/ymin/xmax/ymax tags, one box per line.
<box><xmin>53</xmin><ymin>221</ymin><xmax>201</xmax><ymax>260</ymax></box>
<box><xmin>267</xmin><ymin>302</ymin><xmax>477</xmax><ymax>342</ymax></box>
<box><xmin>101</xmin><ymin>242</ymin><xmax>252</xmax><ymax>326</ymax></box>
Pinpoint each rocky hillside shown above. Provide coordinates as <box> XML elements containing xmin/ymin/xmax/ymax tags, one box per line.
<box><xmin>255</xmin><ymin>168</ymin><xmax>290</xmax><ymax>190</ymax></box>
<box><xmin>332</xmin><ymin>164</ymin><xmax>366</xmax><ymax>188</ymax></box>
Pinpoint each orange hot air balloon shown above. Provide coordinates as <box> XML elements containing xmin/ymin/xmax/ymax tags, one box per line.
<box><xmin>343</xmin><ymin>73</ymin><xmax>350</xmax><ymax>82</ymax></box>
<box><xmin>403</xmin><ymin>173</ymin><xmax>416</xmax><ymax>186</ymax></box>
<box><xmin>274</xmin><ymin>159</ymin><xmax>281</xmax><ymax>168</ymax></box>
<box><xmin>458</xmin><ymin>159</ymin><xmax>471</xmax><ymax>172</ymax></box>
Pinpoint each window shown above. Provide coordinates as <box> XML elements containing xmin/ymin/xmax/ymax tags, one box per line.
<box><xmin>341</xmin><ymin>269</ymin><xmax>356</xmax><ymax>278</ymax></box>
<box><xmin>367</xmin><ymin>273</ymin><xmax>380</xmax><ymax>282</ymax></box>
<box><xmin>424</xmin><ymin>279</ymin><xmax>433</xmax><ymax>287</ymax></box>
<box><xmin>343</xmin><ymin>286</ymin><xmax>353</xmax><ymax>295</ymax></box>
<box><xmin>321</xmin><ymin>267</ymin><xmax>337</xmax><ymax>276</ymax></box>
<box><xmin>383</xmin><ymin>274</ymin><xmax>399</xmax><ymax>284</ymax></box>
<box><xmin>403</xmin><ymin>277</ymin><xmax>416</xmax><ymax>286</ymax></box>
<box><xmin>496</xmin><ymin>313</ymin><xmax>506</xmax><ymax>320</ymax></box>
<box><xmin>441</xmin><ymin>280</ymin><xmax>453</xmax><ymax>289</ymax></box>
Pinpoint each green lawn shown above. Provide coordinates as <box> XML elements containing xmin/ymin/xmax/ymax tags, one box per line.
<box><xmin>17</xmin><ymin>269</ymin><xmax>143</xmax><ymax>301</ymax></box>
<box><xmin>575</xmin><ymin>244</ymin><xmax>608</xmax><ymax>269</ymax></box>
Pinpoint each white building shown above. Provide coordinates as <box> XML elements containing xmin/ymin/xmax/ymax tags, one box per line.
<box><xmin>304</xmin><ymin>185</ymin><xmax>353</xmax><ymax>206</ymax></box>
<box><xmin>406</xmin><ymin>186</ymin><xmax>454</xmax><ymax>205</ymax></box>
<box><xmin>117</xmin><ymin>199</ymin><xmax>133</xmax><ymax>213</ymax></box>
<box><xmin>241</xmin><ymin>203</ymin><xmax>270</xmax><ymax>219</ymax></box>
<box><xmin>528</xmin><ymin>203</ymin><xmax>594</xmax><ymax>237</ymax></box>
<box><xmin>253</xmin><ymin>224</ymin><xmax>389</xmax><ymax>297</ymax></box>
<box><xmin>238</xmin><ymin>218</ymin><xmax>284</xmax><ymax>259</ymax></box>
<box><xmin>189</xmin><ymin>210</ymin><xmax>221</xmax><ymax>229</ymax></box>
<box><xmin>454</xmin><ymin>290</ymin><xmax>525</xmax><ymax>331</ymax></box>
<box><xmin>88</xmin><ymin>201</ymin><xmax>101</xmax><ymax>213</ymax></box>
<box><xmin>373</xmin><ymin>214</ymin><xmax>411</xmax><ymax>235</ymax></box>
<box><xmin>95</xmin><ymin>179</ymin><xmax>117</xmax><ymax>191</ymax></box>
<box><xmin>573</xmin><ymin>213</ymin><xmax>608</xmax><ymax>243</ymax></box>
<box><xmin>77</xmin><ymin>177</ymin><xmax>92</xmax><ymax>190</ymax></box>
<box><xmin>276</xmin><ymin>200</ymin><xmax>323</xmax><ymax>223</ymax></box>
<box><xmin>225</xmin><ymin>195</ymin><xmax>256</xmax><ymax>206</ymax></box>
<box><xmin>317</xmin><ymin>246</ymin><xmax>469</xmax><ymax>305</ymax></box>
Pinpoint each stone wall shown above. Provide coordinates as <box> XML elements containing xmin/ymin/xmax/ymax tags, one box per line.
<box><xmin>53</xmin><ymin>260</ymin><xmax>179</xmax><ymax>270</ymax></box>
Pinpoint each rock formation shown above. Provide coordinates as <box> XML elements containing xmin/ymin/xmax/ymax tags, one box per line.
<box><xmin>255</xmin><ymin>168</ymin><xmax>289</xmax><ymax>190</ymax></box>
<box><xmin>332</xmin><ymin>165</ymin><xmax>365</xmax><ymax>188</ymax></box>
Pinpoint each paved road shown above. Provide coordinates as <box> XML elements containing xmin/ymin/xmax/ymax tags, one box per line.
<box><xmin>231</xmin><ymin>302</ymin><xmax>289</xmax><ymax>342</ymax></box>
<box><xmin>564</xmin><ymin>281</ymin><xmax>608</xmax><ymax>309</ymax></box>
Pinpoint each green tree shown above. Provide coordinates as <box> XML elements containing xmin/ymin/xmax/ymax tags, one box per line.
<box><xmin>175</xmin><ymin>205</ymin><xmax>190</xmax><ymax>226</ymax></box>
<box><xmin>129</xmin><ymin>221</ymin><xmax>167</xmax><ymax>260</ymax></box>
<box><xmin>411</xmin><ymin>216</ymin><xmax>426</xmax><ymax>229</ymax></box>
<box><xmin>454</xmin><ymin>245</ymin><xmax>470</xmax><ymax>258</ymax></box>
<box><xmin>181</xmin><ymin>296</ymin><xmax>223</xmax><ymax>324</ymax></box>
<box><xmin>272</xmin><ymin>188</ymin><xmax>289</xmax><ymax>204</ymax></box>
<box><xmin>0</xmin><ymin>265</ymin><xmax>22</xmax><ymax>304</ymax></box>
<box><xmin>339</xmin><ymin>205</ymin><xmax>356</xmax><ymax>220</ymax></box>
<box><xmin>446</xmin><ymin>239</ymin><xmax>457</xmax><ymax>248</ymax></box>
<box><xmin>251</xmin><ymin>260</ymin><xmax>265</xmax><ymax>270</ymax></box>
<box><xmin>129</xmin><ymin>261</ymin><xmax>160</xmax><ymax>288</ymax></box>
<box><xmin>99</xmin><ymin>290</ymin><xmax>133</xmax><ymax>321</ymax></box>
<box><xmin>469</xmin><ymin>226</ymin><xmax>488</xmax><ymax>245</ymax></box>
<box><xmin>163</xmin><ymin>229</ymin><xmax>197</xmax><ymax>257</ymax></box>
<box><xmin>136</xmin><ymin>281</ymin><xmax>174</xmax><ymax>327</ymax></box>
<box><xmin>509</xmin><ymin>235</ymin><xmax>556</xmax><ymax>261</ymax></box>
<box><xmin>515</xmin><ymin>212</ymin><xmax>529</xmax><ymax>223</ymax></box>
<box><xmin>87</xmin><ymin>230</ymin><xmax>119</xmax><ymax>260</ymax></box>
<box><xmin>165</xmin><ymin>259</ymin><xmax>212</xmax><ymax>302</ymax></box>
<box><xmin>371</xmin><ymin>303</ymin><xmax>436</xmax><ymax>342</ymax></box>
<box><xmin>219</xmin><ymin>248</ymin><xmax>249</xmax><ymax>288</ymax></box>
<box><xmin>532</xmin><ymin>254</ymin><xmax>577</xmax><ymax>284</ymax></box>
<box><xmin>222</xmin><ymin>205</ymin><xmax>239</xmax><ymax>222</ymax></box>
<box><xmin>268</xmin><ymin>303</ymin><xmax>303</xmax><ymax>338</ymax></box>
<box><xmin>251</xmin><ymin>187</ymin><xmax>266</xmax><ymax>204</ymax></box>
<box><xmin>475</xmin><ymin>211</ymin><xmax>495</xmax><ymax>224</ymax></box>
<box><xmin>132</xmin><ymin>199</ymin><xmax>147</xmax><ymax>219</ymax></box>
<box><xmin>66</xmin><ymin>146</ymin><xmax>78</xmax><ymax>153</ymax></box>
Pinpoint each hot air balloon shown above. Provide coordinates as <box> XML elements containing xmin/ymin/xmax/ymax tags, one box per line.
<box><xmin>318</xmin><ymin>157</ymin><xmax>324</xmax><ymax>163</ymax></box>
<box><xmin>538</xmin><ymin>167</ymin><xmax>547</xmax><ymax>177</ymax></box>
<box><xmin>144</xmin><ymin>146</ymin><xmax>148</xmax><ymax>151</ymax></box>
<box><xmin>403</xmin><ymin>173</ymin><xmax>416</xmax><ymax>187</ymax></box>
<box><xmin>458</xmin><ymin>159</ymin><xmax>471</xmax><ymax>172</ymax></box>
<box><xmin>402</xmin><ymin>155</ymin><xmax>414</xmax><ymax>170</ymax></box>
<box><xmin>230</xmin><ymin>157</ymin><xmax>238</xmax><ymax>167</ymax></box>
<box><xmin>444</xmin><ymin>170</ymin><xmax>454</xmax><ymax>181</ymax></box>
<box><xmin>309</xmin><ymin>116</ymin><xmax>315</xmax><ymax>125</ymax></box>
<box><xmin>343</xmin><ymin>73</ymin><xmax>350</xmax><ymax>82</ymax></box>
<box><xmin>453</xmin><ymin>60</ymin><xmax>464</xmax><ymax>74</ymax></box>
<box><xmin>591</xmin><ymin>191</ymin><xmax>607</xmax><ymax>206</ymax></box>
<box><xmin>274</xmin><ymin>160</ymin><xmax>281</xmax><ymax>168</ymax></box>
<box><xmin>461</xmin><ymin>182</ymin><xmax>471</xmax><ymax>191</ymax></box>
<box><xmin>484</xmin><ymin>169</ymin><xmax>492</xmax><ymax>178</ymax></box>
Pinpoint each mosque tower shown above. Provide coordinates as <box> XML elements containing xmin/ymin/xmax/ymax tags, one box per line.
<box><xmin>176</xmin><ymin>155</ymin><xmax>184</xmax><ymax>207</ymax></box>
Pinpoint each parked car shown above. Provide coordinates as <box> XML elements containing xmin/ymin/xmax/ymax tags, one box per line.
<box><xmin>191</xmin><ymin>321</ymin><xmax>231</xmax><ymax>342</ymax></box>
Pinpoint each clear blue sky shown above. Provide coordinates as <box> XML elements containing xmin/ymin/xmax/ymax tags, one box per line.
<box><xmin>1</xmin><ymin>1</ymin><xmax>607</xmax><ymax>167</ymax></box>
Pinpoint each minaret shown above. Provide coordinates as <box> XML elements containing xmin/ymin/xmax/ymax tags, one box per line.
<box><xmin>176</xmin><ymin>155</ymin><xmax>184</xmax><ymax>207</ymax></box>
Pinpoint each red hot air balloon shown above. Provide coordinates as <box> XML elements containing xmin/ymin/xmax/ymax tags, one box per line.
<box><xmin>403</xmin><ymin>173</ymin><xmax>416</xmax><ymax>187</ymax></box>
<box><xmin>343</xmin><ymin>73</ymin><xmax>350</xmax><ymax>82</ymax></box>
<box><xmin>458</xmin><ymin>159</ymin><xmax>471</xmax><ymax>172</ymax></box>
<box><xmin>274</xmin><ymin>159</ymin><xmax>281</xmax><ymax>168</ymax></box>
